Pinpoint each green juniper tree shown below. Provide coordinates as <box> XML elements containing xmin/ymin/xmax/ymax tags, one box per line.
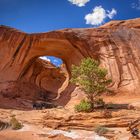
<box><xmin>71</xmin><ymin>57</ymin><xmax>112</xmax><ymax>111</ymax></box>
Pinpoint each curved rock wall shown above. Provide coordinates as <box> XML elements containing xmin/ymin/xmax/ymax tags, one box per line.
<box><xmin>23</xmin><ymin>58</ymin><xmax>67</xmax><ymax>99</ymax></box>
<box><xmin>0</xmin><ymin>18</ymin><xmax>140</xmax><ymax>100</ymax></box>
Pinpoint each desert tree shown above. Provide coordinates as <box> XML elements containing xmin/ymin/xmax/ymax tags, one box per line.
<box><xmin>70</xmin><ymin>57</ymin><xmax>112</xmax><ymax>110</ymax></box>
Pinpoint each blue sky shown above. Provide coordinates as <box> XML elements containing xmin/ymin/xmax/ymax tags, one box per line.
<box><xmin>0</xmin><ymin>0</ymin><xmax>140</xmax><ymax>66</ymax></box>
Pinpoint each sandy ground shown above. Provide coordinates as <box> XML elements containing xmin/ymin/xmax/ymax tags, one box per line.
<box><xmin>0</xmin><ymin>124</ymin><xmax>107</xmax><ymax>140</ymax></box>
<box><xmin>0</xmin><ymin>94</ymin><xmax>140</xmax><ymax>140</ymax></box>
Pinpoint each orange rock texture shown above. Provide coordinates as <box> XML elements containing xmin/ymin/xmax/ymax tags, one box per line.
<box><xmin>0</xmin><ymin>18</ymin><xmax>140</xmax><ymax>101</ymax></box>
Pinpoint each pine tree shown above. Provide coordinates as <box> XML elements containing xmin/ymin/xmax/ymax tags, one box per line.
<box><xmin>71</xmin><ymin>57</ymin><xmax>112</xmax><ymax>110</ymax></box>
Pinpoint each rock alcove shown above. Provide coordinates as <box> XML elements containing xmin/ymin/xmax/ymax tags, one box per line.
<box><xmin>0</xmin><ymin>18</ymin><xmax>140</xmax><ymax>106</ymax></box>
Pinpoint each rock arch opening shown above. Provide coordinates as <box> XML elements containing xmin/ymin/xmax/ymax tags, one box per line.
<box><xmin>36</xmin><ymin>56</ymin><xmax>69</xmax><ymax>100</ymax></box>
<box><xmin>0</xmin><ymin>20</ymin><xmax>140</xmax><ymax>108</ymax></box>
<box><xmin>0</xmin><ymin>26</ymin><xmax>91</xmax><ymax>107</ymax></box>
<box><xmin>39</xmin><ymin>56</ymin><xmax>63</xmax><ymax>67</ymax></box>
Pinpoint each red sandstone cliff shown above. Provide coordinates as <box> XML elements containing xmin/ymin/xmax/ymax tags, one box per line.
<box><xmin>0</xmin><ymin>18</ymin><xmax>140</xmax><ymax>103</ymax></box>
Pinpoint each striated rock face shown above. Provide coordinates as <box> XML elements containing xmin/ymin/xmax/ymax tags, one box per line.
<box><xmin>22</xmin><ymin>58</ymin><xmax>67</xmax><ymax>99</ymax></box>
<box><xmin>0</xmin><ymin>18</ymin><xmax>140</xmax><ymax>102</ymax></box>
<box><xmin>0</xmin><ymin>58</ymin><xmax>67</xmax><ymax>101</ymax></box>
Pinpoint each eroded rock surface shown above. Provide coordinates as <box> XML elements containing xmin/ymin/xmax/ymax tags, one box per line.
<box><xmin>0</xmin><ymin>18</ymin><xmax>140</xmax><ymax>102</ymax></box>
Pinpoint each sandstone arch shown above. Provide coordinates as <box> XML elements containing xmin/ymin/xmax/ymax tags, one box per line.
<box><xmin>0</xmin><ymin>18</ymin><xmax>140</xmax><ymax>103</ymax></box>
<box><xmin>0</xmin><ymin>26</ymin><xmax>91</xmax><ymax>82</ymax></box>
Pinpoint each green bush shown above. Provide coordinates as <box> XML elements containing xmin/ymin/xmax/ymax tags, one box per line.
<box><xmin>94</xmin><ymin>125</ymin><xmax>109</xmax><ymax>135</ymax></box>
<box><xmin>10</xmin><ymin>117</ymin><xmax>23</xmax><ymax>130</ymax></box>
<box><xmin>75</xmin><ymin>99</ymin><xmax>92</xmax><ymax>112</ymax></box>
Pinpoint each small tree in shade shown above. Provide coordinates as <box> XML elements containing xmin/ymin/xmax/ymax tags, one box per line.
<box><xmin>71</xmin><ymin>57</ymin><xmax>112</xmax><ymax>111</ymax></box>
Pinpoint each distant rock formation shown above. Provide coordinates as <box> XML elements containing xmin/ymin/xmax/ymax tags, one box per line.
<box><xmin>0</xmin><ymin>18</ymin><xmax>140</xmax><ymax>102</ymax></box>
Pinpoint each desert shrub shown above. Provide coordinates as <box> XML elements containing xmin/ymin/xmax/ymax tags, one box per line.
<box><xmin>94</xmin><ymin>98</ymin><xmax>105</xmax><ymax>107</ymax></box>
<box><xmin>94</xmin><ymin>125</ymin><xmax>109</xmax><ymax>135</ymax></box>
<box><xmin>10</xmin><ymin>117</ymin><xmax>23</xmax><ymax>130</ymax></box>
<box><xmin>102</xmin><ymin>109</ymin><xmax>112</xmax><ymax>118</ymax></box>
<box><xmin>75</xmin><ymin>99</ymin><xmax>92</xmax><ymax>112</ymax></box>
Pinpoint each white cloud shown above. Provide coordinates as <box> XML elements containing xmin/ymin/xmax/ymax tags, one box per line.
<box><xmin>85</xmin><ymin>6</ymin><xmax>117</xmax><ymax>26</ymax></box>
<box><xmin>131</xmin><ymin>0</ymin><xmax>140</xmax><ymax>10</ymax></box>
<box><xmin>39</xmin><ymin>56</ymin><xmax>51</xmax><ymax>62</ymax></box>
<box><xmin>107</xmin><ymin>8</ymin><xmax>117</xmax><ymax>19</ymax></box>
<box><xmin>68</xmin><ymin>0</ymin><xmax>90</xmax><ymax>7</ymax></box>
<box><xmin>85</xmin><ymin>6</ymin><xmax>106</xmax><ymax>26</ymax></box>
